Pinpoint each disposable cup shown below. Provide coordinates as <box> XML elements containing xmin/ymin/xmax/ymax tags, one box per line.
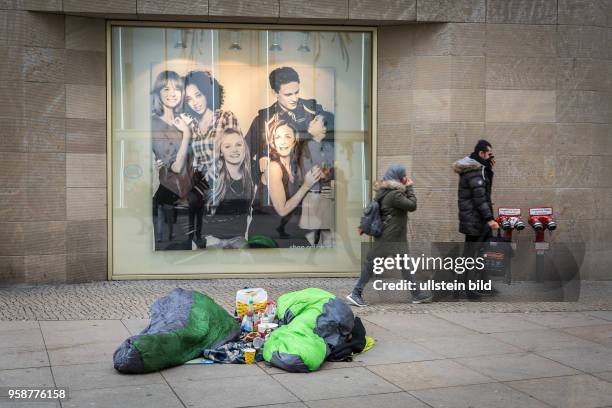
<box><xmin>244</xmin><ymin>348</ymin><xmax>256</xmax><ymax>364</ymax></box>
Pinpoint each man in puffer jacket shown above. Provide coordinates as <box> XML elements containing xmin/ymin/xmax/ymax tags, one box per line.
<box><xmin>346</xmin><ymin>164</ymin><xmax>432</xmax><ymax>307</ymax></box>
<box><xmin>453</xmin><ymin>139</ymin><xmax>499</xmax><ymax>299</ymax></box>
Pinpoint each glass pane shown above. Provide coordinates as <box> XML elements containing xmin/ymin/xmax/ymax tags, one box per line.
<box><xmin>111</xmin><ymin>25</ymin><xmax>372</xmax><ymax>277</ymax></box>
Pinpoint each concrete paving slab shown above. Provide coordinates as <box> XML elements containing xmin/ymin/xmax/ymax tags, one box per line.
<box><xmin>363</xmin><ymin>313</ymin><xmax>478</xmax><ymax>340</ymax></box>
<box><xmin>586</xmin><ymin>311</ymin><xmax>612</xmax><ymax>322</ymax></box>
<box><xmin>256</xmin><ymin>362</ymin><xmax>285</xmax><ymax>375</ymax></box>
<box><xmin>594</xmin><ymin>371</ymin><xmax>612</xmax><ymax>383</ymax></box>
<box><xmin>62</xmin><ymin>383</ymin><xmax>184</xmax><ymax>408</ymax></box>
<box><xmin>0</xmin><ymin>366</ymin><xmax>54</xmax><ymax>388</ymax></box>
<box><xmin>39</xmin><ymin>320</ymin><xmax>129</xmax><ymax>366</ymax></box>
<box><xmin>39</xmin><ymin>320</ymin><xmax>129</xmax><ymax>348</ymax></box>
<box><xmin>46</xmin><ymin>340</ymin><xmax>122</xmax><ymax>366</ymax></box>
<box><xmin>246</xmin><ymin>403</ymin><xmax>307</xmax><ymax>408</ymax></box>
<box><xmin>272</xmin><ymin>367</ymin><xmax>400</xmax><ymax>401</ymax></box>
<box><xmin>170</xmin><ymin>375</ymin><xmax>299</xmax><ymax>408</ymax></box>
<box><xmin>318</xmin><ymin>361</ymin><xmax>365</xmax><ymax>370</ymax></box>
<box><xmin>0</xmin><ymin>347</ymin><xmax>49</xmax><ymax>370</ymax></box>
<box><xmin>304</xmin><ymin>392</ymin><xmax>429</xmax><ymax>408</ymax></box>
<box><xmin>258</xmin><ymin>359</ymin><xmax>407</xmax><ymax>374</ymax></box>
<box><xmin>121</xmin><ymin>319</ymin><xmax>149</xmax><ymax>335</ymax></box>
<box><xmin>0</xmin><ymin>401</ymin><xmax>59</xmax><ymax>408</ymax></box>
<box><xmin>162</xmin><ymin>363</ymin><xmax>267</xmax><ymax>386</ymax></box>
<box><xmin>489</xmin><ymin>329</ymin><xmax>600</xmax><ymax>352</ymax></box>
<box><xmin>522</xmin><ymin>312</ymin><xmax>611</xmax><ymax>328</ymax></box>
<box><xmin>353</xmin><ymin>335</ymin><xmax>443</xmax><ymax>365</ymax></box>
<box><xmin>256</xmin><ymin>361</ymin><xmax>364</xmax><ymax>374</ymax></box>
<box><xmin>52</xmin><ymin>361</ymin><xmax>165</xmax><ymax>391</ymax></box>
<box><xmin>433</xmin><ymin>312</ymin><xmax>545</xmax><ymax>333</ymax></box>
<box><xmin>0</xmin><ymin>328</ymin><xmax>46</xmax><ymax>350</ymax></box>
<box><xmin>257</xmin><ymin>360</ymin><xmax>364</xmax><ymax>374</ymax></box>
<box><xmin>508</xmin><ymin>374</ymin><xmax>612</xmax><ymax>408</ymax></box>
<box><xmin>368</xmin><ymin>359</ymin><xmax>493</xmax><ymax>391</ymax></box>
<box><xmin>536</xmin><ymin>345</ymin><xmax>612</xmax><ymax>373</ymax></box>
<box><xmin>0</xmin><ymin>321</ymin><xmax>40</xmax><ymax>332</ymax></box>
<box><xmin>350</xmin><ymin>321</ymin><xmax>444</xmax><ymax>365</ymax></box>
<box><xmin>411</xmin><ymin>382</ymin><xmax>551</xmax><ymax>408</ymax></box>
<box><xmin>559</xmin><ymin>324</ymin><xmax>612</xmax><ymax>347</ymax></box>
<box><xmin>357</xmin><ymin>321</ymin><xmax>396</xmax><ymax>340</ymax></box>
<box><xmin>455</xmin><ymin>352</ymin><xmax>580</xmax><ymax>381</ymax></box>
<box><xmin>413</xmin><ymin>334</ymin><xmax>522</xmax><ymax>358</ymax></box>
<box><xmin>258</xmin><ymin>360</ymin><xmax>366</xmax><ymax>374</ymax></box>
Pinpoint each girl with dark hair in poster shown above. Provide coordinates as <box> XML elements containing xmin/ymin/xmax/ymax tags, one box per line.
<box><xmin>182</xmin><ymin>70</ymin><xmax>240</xmax><ymax>248</ymax></box>
<box><xmin>259</xmin><ymin>119</ymin><xmax>321</xmax><ymax>245</ymax></box>
<box><xmin>201</xmin><ymin>128</ymin><xmax>256</xmax><ymax>249</ymax></box>
<box><xmin>151</xmin><ymin>70</ymin><xmax>196</xmax><ymax>249</ymax></box>
<box><xmin>184</xmin><ymin>71</ymin><xmax>239</xmax><ymax>180</ymax></box>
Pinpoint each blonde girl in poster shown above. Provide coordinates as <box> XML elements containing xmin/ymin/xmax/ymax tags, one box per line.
<box><xmin>200</xmin><ymin>127</ymin><xmax>255</xmax><ymax>248</ymax></box>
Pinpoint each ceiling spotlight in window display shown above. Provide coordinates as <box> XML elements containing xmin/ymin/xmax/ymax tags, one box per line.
<box><xmin>297</xmin><ymin>32</ymin><xmax>310</xmax><ymax>52</ymax></box>
<box><xmin>229</xmin><ymin>30</ymin><xmax>242</xmax><ymax>51</ymax></box>
<box><xmin>174</xmin><ymin>30</ymin><xmax>188</xmax><ymax>49</ymax></box>
<box><xmin>269</xmin><ymin>31</ymin><xmax>282</xmax><ymax>52</ymax></box>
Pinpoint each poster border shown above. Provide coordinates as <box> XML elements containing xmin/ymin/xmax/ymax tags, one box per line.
<box><xmin>106</xmin><ymin>20</ymin><xmax>377</xmax><ymax>280</ymax></box>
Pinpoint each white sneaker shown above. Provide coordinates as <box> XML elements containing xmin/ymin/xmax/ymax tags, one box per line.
<box><xmin>346</xmin><ymin>292</ymin><xmax>367</xmax><ymax>307</ymax></box>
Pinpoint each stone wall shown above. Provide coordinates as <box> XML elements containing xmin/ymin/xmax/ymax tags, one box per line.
<box><xmin>0</xmin><ymin>9</ymin><xmax>107</xmax><ymax>284</ymax></box>
<box><xmin>1</xmin><ymin>0</ymin><xmax>611</xmax><ymax>283</ymax></box>
<box><xmin>379</xmin><ymin>0</ymin><xmax>612</xmax><ymax>280</ymax></box>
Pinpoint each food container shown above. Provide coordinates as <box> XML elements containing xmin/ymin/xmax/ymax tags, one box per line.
<box><xmin>235</xmin><ymin>288</ymin><xmax>267</xmax><ymax>318</ymax></box>
<box><xmin>257</xmin><ymin>322</ymin><xmax>278</xmax><ymax>335</ymax></box>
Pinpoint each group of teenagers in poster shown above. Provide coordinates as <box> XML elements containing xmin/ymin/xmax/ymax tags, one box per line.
<box><xmin>151</xmin><ymin>66</ymin><xmax>335</xmax><ymax>250</ymax></box>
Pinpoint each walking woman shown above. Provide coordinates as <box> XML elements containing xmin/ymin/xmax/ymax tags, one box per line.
<box><xmin>347</xmin><ymin>164</ymin><xmax>432</xmax><ymax>307</ymax></box>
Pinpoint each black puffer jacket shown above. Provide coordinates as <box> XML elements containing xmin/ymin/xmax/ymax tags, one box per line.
<box><xmin>453</xmin><ymin>156</ymin><xmax>493</xmax><ymax>236</ymax></box>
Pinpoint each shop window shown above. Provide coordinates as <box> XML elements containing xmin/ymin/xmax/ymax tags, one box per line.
<box><xmin>110</xmin><ymin>24</ymin><xmax>373</xmax><ymax>278</ymax></box>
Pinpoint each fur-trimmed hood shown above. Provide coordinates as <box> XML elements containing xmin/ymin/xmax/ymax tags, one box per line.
<box><xmin>453</xmin><ymin>156</ymin><xmax>483</xmax><ymax>174</ymax></box>
<box><xmin>373</xmin><ymin>179</ymin><xmax>406</xmax><ymax>192</ymax></box>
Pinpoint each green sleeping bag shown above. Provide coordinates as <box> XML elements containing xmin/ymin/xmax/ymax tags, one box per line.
<box><xmin>114</xmin><ymin>288</ymin><xmax>240</xmax><ymax>373</ymax></box>
<box><xmin>262</xmin><ymin>288</ymin><xmax>354</xmax><ymax>372</ymax></box>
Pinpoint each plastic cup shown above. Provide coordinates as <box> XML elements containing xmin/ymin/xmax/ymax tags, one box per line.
<box><xmin>244</xmin><ymin>348</ymin><xmax>256</xmax><ymax>364</ymax></box>
<box><xmin>253</xmin><ymin>336</ymin><xmax>265</xmax><ymax>349</ymax></box>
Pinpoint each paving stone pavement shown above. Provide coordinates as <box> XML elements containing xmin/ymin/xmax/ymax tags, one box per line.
<box><xmin>0</xmin><ymin>279</ymin><xmax>611</xmax><ymax>320</ymax></box>
<box><xmin>0</xmin><ymin>279</ymin><xmax>611</xmax><ymax>407</ymax></box>
<box><xmin>1</xmin><ymin>308</ymin><xmax>612</xmax><ymax>407</ymax></box>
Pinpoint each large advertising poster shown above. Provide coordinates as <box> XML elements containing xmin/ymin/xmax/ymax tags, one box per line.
<box><xmin>111</xmin><ymin>26</ymin><xmax>371</xmax><ymax>277</ymax></box>
<box><xmin>151</xmin><ymin>65</ymin><xmax>335</xmax><ymax>251</ymax></box>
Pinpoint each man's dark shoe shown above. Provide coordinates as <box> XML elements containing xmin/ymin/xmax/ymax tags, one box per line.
<box><xmin>466</xmin><ymin>290</ymin><xmax>482</xmax><ymax>301</ymax></box>
<box><xmin>453</xmin><ymin>290</ymin><xmax>466</xmax><ymax>300</ymax></box>
<box><xmin>475</xmin><ymin>286</ymin><xmax>499</xmax><ymax>297</ymax></box>
<box><xmin>346</xmin><ymin>290</ymin><xmax>367</xmax><ymax>307</ymax></box>
<box><xmin>411</xmin><ymin>291</ymin><xmax>433</xmax><ymax>304</ymax></box>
